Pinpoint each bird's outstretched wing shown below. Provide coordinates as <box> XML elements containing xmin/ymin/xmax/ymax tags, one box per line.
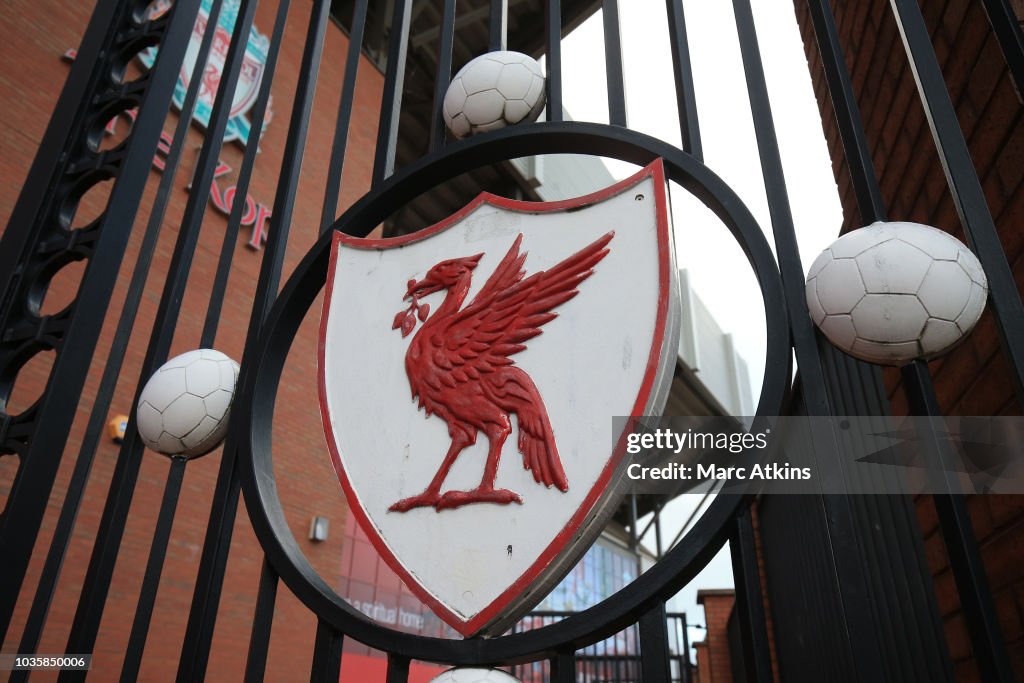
<box><xmin>471</xmin><ymin>233</ymin><xmax>529</xmax><ymax>303</ymax></box>
<box><xmin>437</xmin><ymin>231</ymin><xmax>614</xmax><ymax>379</ymax></box>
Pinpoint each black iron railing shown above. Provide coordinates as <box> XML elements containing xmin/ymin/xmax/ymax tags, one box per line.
<box><xmin>509</xmin><ymin>610</ymin><xmax>692</xmax><ymax>683</ymax></box>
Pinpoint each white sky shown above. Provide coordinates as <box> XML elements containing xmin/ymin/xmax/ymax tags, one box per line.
<box><xmin>557</xmin><ymin>0</ymin><xmax>844</xmax><ymax>643</ymax></box>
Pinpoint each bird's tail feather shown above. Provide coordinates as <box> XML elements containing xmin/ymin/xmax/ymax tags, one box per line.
<box><xmin>512</xmin><ymin>381</ymin><xmax>567</xmax><ymax>491</ymax></box>
<box><xmin>486</xmin><ymin>368</ymin><xmax>569</xmax><ymax>491</ymax></box>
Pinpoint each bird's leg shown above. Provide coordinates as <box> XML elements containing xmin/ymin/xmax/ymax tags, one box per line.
<box><xmin>436</xmin><ymin>420</ymin><xmax>522</xmax><ymax>510</ymax></box>
<box><xmin>389</xmin><ymin>431</ymin><xmax>471</xmax><ymax>512</ymax></box>
<box><xmin>479</xmin><ymin>421</ymin><xmax>510</xmax><ymax>491</ymax></box>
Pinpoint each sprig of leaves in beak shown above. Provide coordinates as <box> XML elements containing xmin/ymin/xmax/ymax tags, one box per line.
<box><xmin>392</xmin><ymin>279</ymin><xmax>431</xmax><ymax>337</ymax></box>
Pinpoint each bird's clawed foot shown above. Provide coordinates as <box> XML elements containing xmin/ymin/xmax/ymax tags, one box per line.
<box><xmin>389</xmin><ymin>487</ymin><xmax>523</xmax><ymax>512</ymax></box>
<box><xmin>388</xmin><ymin>491</ymin><xmax>441</xmax><ymax>512</ymax></box>
<box><xmin>435</xmin><ymin>487</ymin><xmax>523</xmax><ymax>511</ymax></box>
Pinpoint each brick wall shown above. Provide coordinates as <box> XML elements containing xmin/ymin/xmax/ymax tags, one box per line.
<box><xmin>0</xmin><ymin>1</ymin><xmax>384</xmax><ymax>679</ymax></box>
<box><xmin>693</xmin><ymin>641</ymin><xmax>709</xmax><ymax>683</ymax></box>
<box><xmin>791</xmin><ymin>0</ymin><xmax>1024</xmax><ymax>680</ymax></box>
<box><xmin>694</xmin><ymin>589</ymin><xmax>735</xmax><ymax>683</ymax></box>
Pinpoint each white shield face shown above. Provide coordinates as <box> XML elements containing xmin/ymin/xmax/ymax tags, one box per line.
<box><xmin>319</xmin><ymin>161</ymin><xmax>678</xmax><ymax>637</ymax></box>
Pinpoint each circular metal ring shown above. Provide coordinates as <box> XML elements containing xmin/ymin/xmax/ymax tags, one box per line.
<box><xmin>235</xmin><ymin>121</ymin><xmax>791</xmax><ymax>663</ymax></box>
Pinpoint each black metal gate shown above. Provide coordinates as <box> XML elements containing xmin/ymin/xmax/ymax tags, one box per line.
<box><xmin>1</xmin><ymin>0</ymin><xmax>1022</xmax><ymax>681</ymax></box>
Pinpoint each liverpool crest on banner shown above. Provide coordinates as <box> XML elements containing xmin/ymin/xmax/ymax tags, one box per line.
<box><xmin>140</xmin><ymin>0</ymin><xmax>271</xmax><ymax>146</ymax></box>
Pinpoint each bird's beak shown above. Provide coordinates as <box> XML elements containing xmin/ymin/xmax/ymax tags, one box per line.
<box><xmin>404</xmin><ymin>275</ymin><xmax>441</xmax><ymax>301</ymax></box>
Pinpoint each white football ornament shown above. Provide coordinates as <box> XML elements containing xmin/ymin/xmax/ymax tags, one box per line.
<box><xmin>806</xmin><ymin>221</ymin><xmax>988</xmax><ymax>365</ymax></box>
<box><xmin>136</xmin><ymin>349</ymin><xmax>240</xmax><ymax>457</ymax></box>
<box><xmin>429</xmin><ymin>668</ymin><xmax>521</xmax><ymax>683</ymax></box>
<box><xmin>443</xmin><ymin>51</ymin><xmax>546</xmax><ymax>139</ymax></box>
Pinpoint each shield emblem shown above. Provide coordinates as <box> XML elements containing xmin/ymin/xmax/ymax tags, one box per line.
<box><xmin>319</xmin><ymin>160</ymin><xmax>679</xmax><ymax>636</ymax></box>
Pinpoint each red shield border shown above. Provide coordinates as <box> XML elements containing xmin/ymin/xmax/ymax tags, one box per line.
<box><xmin>318</xmin><ymin>159</ymin><xmax>674</xmax><ymax>636</ymax></box>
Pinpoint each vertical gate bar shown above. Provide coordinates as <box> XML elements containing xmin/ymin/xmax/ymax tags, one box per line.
<box><xmin>372</xmin><ymin>0</ymin><xmax>413</xmax><ymax>186</ymax></box>
<box><xmin>489</xmin><ymin>0</ymin><xmax>508</xmax><ymax>51</ymax></box>
<box><xmin>729</xmin><ymin>505</ymin><xmax>774</xmax><ymax>683</ymax></box>
<box><xmin>601</xmin><ymin>0</ymin><xmax>627</xmax><ymax>126</ymax></box>
<box><xmin>889</xmin><ymin>0</ymin><xmax>1024</xmax><ymax>399</ymax></box>
<box><xmin>902</xmin><ymin>360</ymin><xmax>1015</xmax><ymax>683</ymax></box>
<box><xmin>116</xmin><ymin>456</ymin><xmax>188</xmax><ymax>683</ymax></box>
<box><xmin>814</xmin><ymin>0</ymin><xmax>1014</xmax><ymax>670</ymax></box>
<box><xmin>545</xmin><ymin>0</ymin><xmax>563</xmax><ymax>122</ymax></box>
<box><xmin>202</xmin><ymin>0</ymin><xmax>292</xmax><ymax>345</ymax></box>
<box><xmin>978</xmin><ymin>0</ymin><xmax>1024</xmax><ymax>99</ymax></box>
<box><xmin>176</xmin><ymin>1</ymin><xmax>333</xmax><ymax>680</ymax></box>
<box><xmin>820</xmin><ymin>350</ymin><xmax>906</xmax><ymax>673</ymax></box>
<box><xmin>0</xmin><ymin>0</ymin><xmax>204</xmax><ymax>643</ymax></box>
<box><xmin>385</xmin><ymin>654</ymin><xmax>411</xmax><ymax>683</ymax></box>
<box><xmin>639</xmin><ymin>602</ymin><xmax>671</xmax><ymax>682</ymax></box>
<box><xmin>664</xmin><ymin>0</ymin><xmax>702</xmax><ymax>160</ymax></box>
<box><xmin>731</xmin><ymin>0</ymin><xmax>831</xmax><ymax>410</ymax></box>
<box><xmin>320</xmin><ymin>0</ymin><xmax>370</xmax><ymax>232</ymax></box>
<box><xmin>804</xmin><ymin>0</ymin><xmax>887</xmax><ymax>224</ymax></box>
<box><xmin>680</xmin><ymin>613</ymin><xmax>692</xmax><ymax>683</ymax></box>
<box><xmin>308</xmin><ymin>620</ymin><xmax>344</xmax><ymax>683</ymax></box>
<box><xmin>428</xmin><ymin>0</ymin><xmax>457</xmax><ymax>154</ymax></box>
<box><xmin>550</xmin><ymin>652</ymin><xmax>576</xmax><ymax>683</ymax></box>
<box><xmin>58</xmin><ymin>0</ymin><xmax>262</xmax><ymax>673</ymax></box>
<box><xmin>730</xmin><ymin>1</ymin><xmax>890</xmax><ymax>680</ymax></box>
<box><xmin>12</xmin><ymin>0</ymin><xmax>227</xmax><ymax>659</ymax></box>
<box><xmin>811</xmin><ymin>0</ymin><xmax>956</xmax><ymax>670</ymax></box>
<box><xmin>175</xmin><ymin>462</ymin><xmax>240</xmax><ymax>683</ymax></box>
<box><xmin>243</xmin><ymin>559</ymin><xmax>279</xmax><ymax>683</ymax></box>
<box><xmin>800</xmin><ymin>5</ymin><xmax>916</xmax><ymax>672</ymax></box>
<box><xmin>249</xmin><ymin>0</ymin><xmax>331</xmax><ymax>321</ymax></box>
<box><xmin>830</xmin><ymin>346</ymin><xmax>955</xmax><ymax>681</ymax></box>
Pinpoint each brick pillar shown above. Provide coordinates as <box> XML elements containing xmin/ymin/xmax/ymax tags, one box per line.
<box><xmin>694</xmin><ymin>589</ymin><xmax>736</xmax><ymax>683</ymax></box>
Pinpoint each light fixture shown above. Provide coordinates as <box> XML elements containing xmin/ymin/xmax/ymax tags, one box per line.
<box><xmin>308</xmin><ymin>516</ymin><xmax>329</xmax><ymax>543</ymax></box>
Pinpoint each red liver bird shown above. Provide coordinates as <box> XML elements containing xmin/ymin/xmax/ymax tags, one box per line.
<box><xmin>389</xmin><ymin>231</ymin><xmax>614</xmax><ymax>512</ymax></box>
